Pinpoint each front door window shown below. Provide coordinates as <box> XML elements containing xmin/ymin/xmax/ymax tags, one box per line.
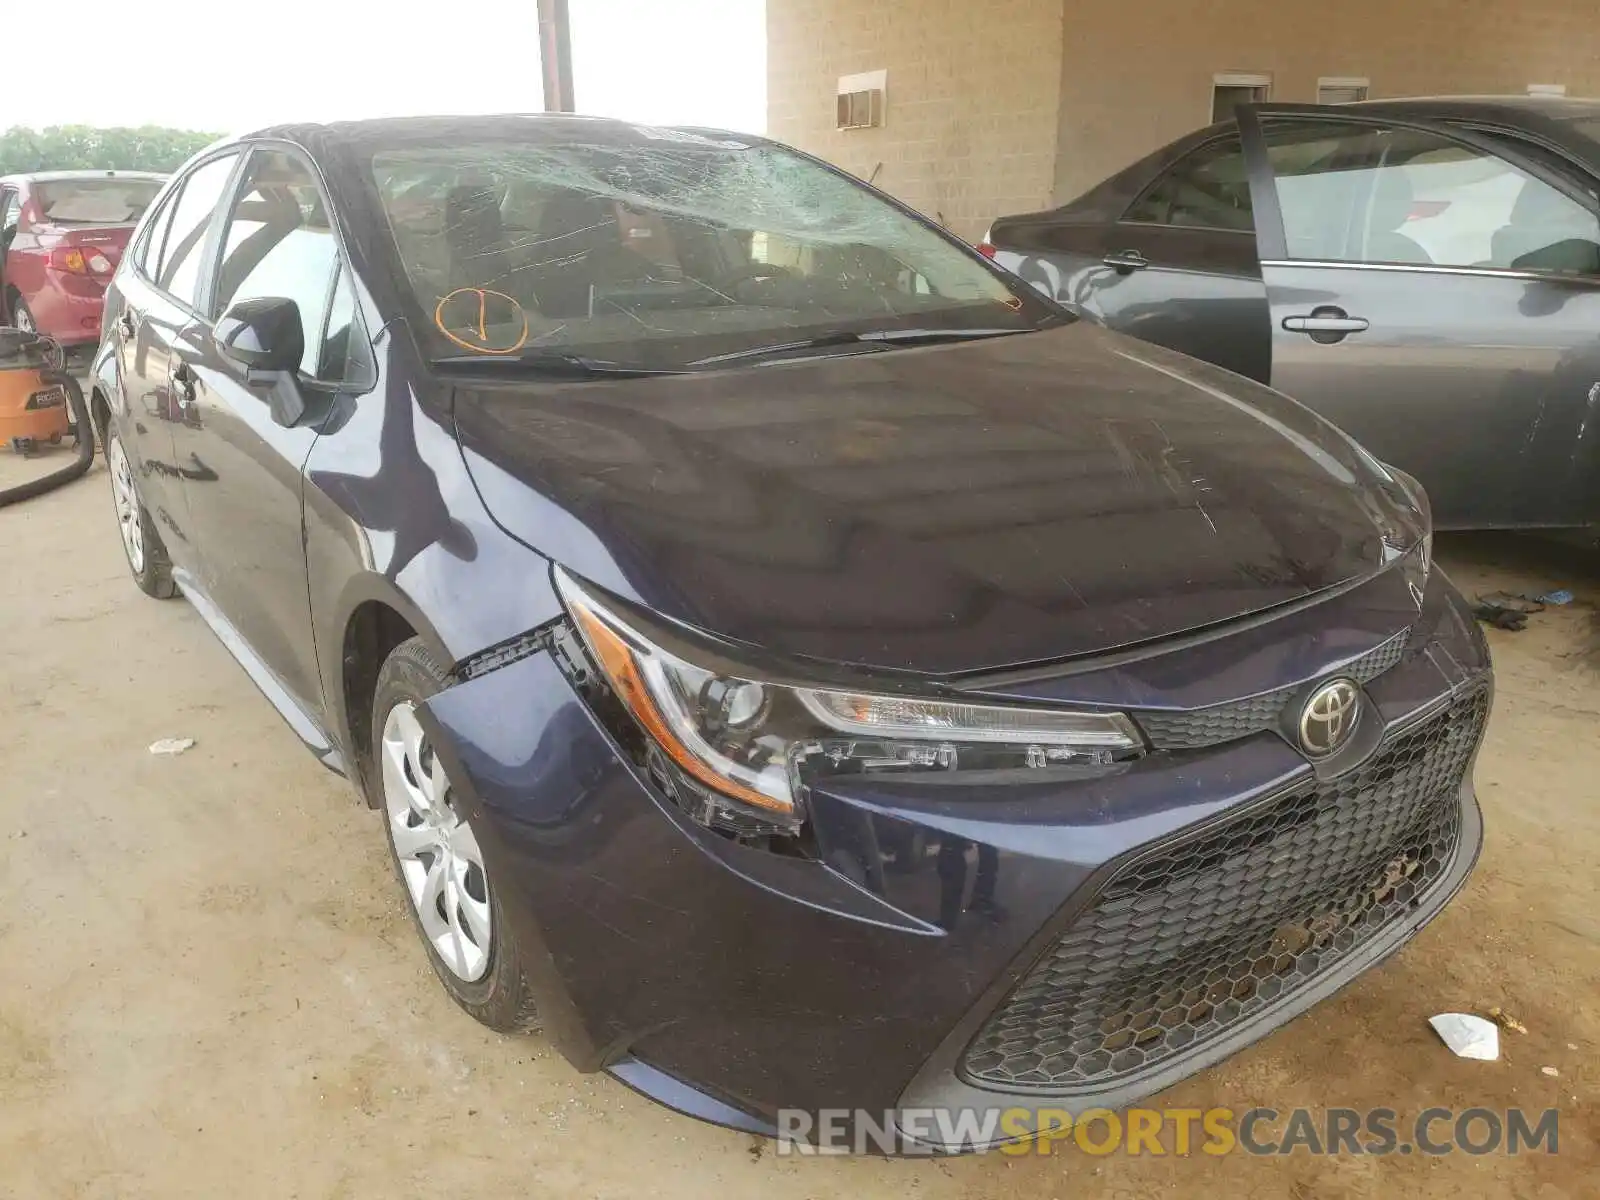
<box><xmin>1262</xmin><ymin>120</ymin><xmax>1600</xmax><ymax>273</ymax></box>
<box><xmin>211</xmin><ymin>150</ymin><xmax>341</xmax><ymax>377</ymax></box>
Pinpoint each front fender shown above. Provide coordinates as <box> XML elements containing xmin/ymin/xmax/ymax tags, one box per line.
<box><xmin>301</xmin><ymin>361</ymin><xmax>564</xmax><ymax>787</ymax></box>
<box><xmin>88</xmin><ymin>333</ymin><xmax>121</xmax><ymax>434</ymax></box>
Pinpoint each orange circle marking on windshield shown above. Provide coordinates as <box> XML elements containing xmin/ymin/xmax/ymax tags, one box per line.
<box><xmin>433</xmin><ymin>287</ymin><xmax>529</xmax><ymax>355</ymax></box>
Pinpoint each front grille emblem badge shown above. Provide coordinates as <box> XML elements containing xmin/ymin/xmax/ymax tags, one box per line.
<box><xmin>1299</xmin><ymin>679</ymin><xmax>1361</xmax><ymax>758</ymax></box>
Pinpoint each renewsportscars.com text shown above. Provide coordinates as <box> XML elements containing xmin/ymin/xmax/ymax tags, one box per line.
<box><xmin>776</xmin><ymin>1105</ymin><xmax>1561</xmax><ymax>1156</ymax></box>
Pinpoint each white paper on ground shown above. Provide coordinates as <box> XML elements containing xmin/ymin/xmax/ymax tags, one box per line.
<box><xmin>1429</xmin><ymin>1013</ymin><xmax>1500</xmax><ymax>1061</ymax></box>
<box><xmin>149</xmin><ymin>738</ymin><xmax>196</xmax><ymax>756</ymax></box>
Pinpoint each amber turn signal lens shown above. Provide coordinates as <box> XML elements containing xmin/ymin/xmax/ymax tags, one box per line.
<box><xmin>566</xmin><ymin>600</ymin><xmax>795</xmax><ymax>815</ymax></box>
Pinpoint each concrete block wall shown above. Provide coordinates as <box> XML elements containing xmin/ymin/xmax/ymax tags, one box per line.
<box><xmin>1053</xmin><ymin>0</ymin><xmax>1600</xmax><ymax>200</ymax></box>
<box><xmin>768</xmin><ymin>0</ymin><xmax>1600</xmax><ymax>238</ymax></box>
<box><xmin>767</xmin><ymin>0</ymin><xmax>1065</xmax><ymax>240</ymax></box>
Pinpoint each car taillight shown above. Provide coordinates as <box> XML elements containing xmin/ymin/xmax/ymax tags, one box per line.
<box><xmin>977</xmin><ymin>240</ymin><xmax>997</xmax><ymax>259</ymax></box>
<box><xmin>48</xmin><ymin>247</ymin><xmax>114</xmax><ymax>275</ymax></box>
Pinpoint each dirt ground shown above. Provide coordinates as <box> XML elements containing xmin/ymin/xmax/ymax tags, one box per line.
<box><xmin>1</xmin><ymin>458</ymin><xmax>1595</xmax><ymax>1199</ymax></box>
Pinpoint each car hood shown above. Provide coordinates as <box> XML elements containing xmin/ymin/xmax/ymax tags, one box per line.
<box><xmin>451</xmin><ymin>323</ymin><xmax>1422</xmax><ymax>676</ymax></box>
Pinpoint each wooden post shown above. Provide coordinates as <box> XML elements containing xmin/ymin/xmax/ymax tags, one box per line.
<box><xmin>537</xmin><ymin>0</ymin><xmax>575</xmax><ymax>112</ymax></box>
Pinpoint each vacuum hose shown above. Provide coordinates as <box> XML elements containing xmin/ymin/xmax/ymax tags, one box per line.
<box><xmin>0</xmin><ymin>368</ymin><xmax>95</xmax><ymax>509</ymax></box>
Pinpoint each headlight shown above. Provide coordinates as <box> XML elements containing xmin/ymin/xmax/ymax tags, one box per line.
<box><xmin>1385</xmin><ymin>465</ymin><xmax>1433</xmax><ymax>588</ymax></box>
<box><xmin>555</xmin><ymin>568</ymin><xmax>1144</xmax><ymax>832</ymax></box>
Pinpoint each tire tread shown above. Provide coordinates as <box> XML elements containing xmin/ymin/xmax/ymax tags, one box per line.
<box><xmin>369</xmin><ymin>636</ymin><xmax>537</xmax><ymax>1034</ymax></box>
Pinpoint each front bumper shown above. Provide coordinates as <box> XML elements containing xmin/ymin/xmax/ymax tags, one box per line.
<box><xmin>419</xmin><ymin>567</ymin><xmax>1491</xmax><ymax>1151</ymax></box>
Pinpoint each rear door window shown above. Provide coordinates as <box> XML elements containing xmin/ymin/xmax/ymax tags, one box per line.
<box><xmin>156</xmin><ymin>153</ymin><xmax>241</xmax><ymax>308</ymax></box>
<box><xmin>1124</xmin><ymin>135</ymin><xmax>1255</xmax><ymax>231</ymax></box>
<box><xmin>133</xmin><ymin>188</ymin><xmax>180</xmax><ymax>276</ymax></box>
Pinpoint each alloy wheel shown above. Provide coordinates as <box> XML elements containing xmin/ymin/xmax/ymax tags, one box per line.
<box><xmin>380</xmin><ymin>702</ymin><xmax>492</xmax><ymax>982</ymax></box>
<box><xmin>108</xmin><ymin>436</ymin><xmax>145</xmax><ymax>574</ymax></box>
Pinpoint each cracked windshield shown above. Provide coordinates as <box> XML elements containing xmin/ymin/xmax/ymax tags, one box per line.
<box><xmin>370</xmin><ymin>126</ymin><xmax>1053</xmax><ymax>369</ymax></box>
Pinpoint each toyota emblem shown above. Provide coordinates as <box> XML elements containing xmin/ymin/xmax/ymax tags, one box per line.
<box><xmin>1298</xmin><ymin>679</ymin><xmax>1361</xmax><ymax>758</ymax></box>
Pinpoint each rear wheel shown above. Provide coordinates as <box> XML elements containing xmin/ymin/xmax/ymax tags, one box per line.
<box><xmin>106</xmin><ymin>424</ymin><xmax>176</xmax><ymax>599</ymax></box>
<box><xmin>370</xmin><ymin>637</ymin><xmax>535</xmax><ymax>1031</ymax></box>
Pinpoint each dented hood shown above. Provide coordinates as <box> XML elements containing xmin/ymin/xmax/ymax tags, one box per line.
<box><xmin>451</xmin><ymin>324</ymin><xmax>1421</xmax><ymax>676</ymax></box>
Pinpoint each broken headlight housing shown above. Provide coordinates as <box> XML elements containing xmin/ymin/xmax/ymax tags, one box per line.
<box><xmin>1391</xmin><ymin>465</ymin><xmax>1433</xmax><ymax>581</ymax></box>
<box><xmin>1379</xmin><ymin>463</ymin><xmax>1433</xmax><ymax>598</ymax></box>
<box><xmin>556</xmin><ymin>568</ymin><xmax>1145</xmax><ymax>835</ymax></box>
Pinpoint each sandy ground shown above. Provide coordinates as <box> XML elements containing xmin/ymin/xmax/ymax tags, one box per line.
<box><xmin>0</xmin><ymin>460</ymin><xmax>1595</xmax><ymax>1199</ymax></box>
<box><xmin>0</xmin><ymin>437</ymin><xmax>86</xmax><ymax>494</ymax></box>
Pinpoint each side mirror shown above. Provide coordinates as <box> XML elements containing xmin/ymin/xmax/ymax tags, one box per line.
<box><xmin>215</xmin><ymin>297</ymin><xmax>308</xmax><ymax>427</ymax></box>
<box><xmin>1510</xmin><ymin>237</ymin><xmax>1600</xmax><ymax>276</ymax></box>
<box><xmin>215</xmin><ymin>297</ymin><xmax>304</xmax><ymax>376</ymax></box>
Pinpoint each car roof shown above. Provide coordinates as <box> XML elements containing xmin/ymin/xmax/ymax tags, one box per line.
<box><xmin>0</xmin><ymin>169</ymin><xmax>168</xmax><ymax>187</ymax></box>
<box><xmin>1344</xmin><ymin>94</ymin><xmax>1593</xmax><ymax>119</ymax></box>
<box><xmin>233</xmin><ymin>112</ymin><xmax>768</xmax><ymax>154</ymax></box>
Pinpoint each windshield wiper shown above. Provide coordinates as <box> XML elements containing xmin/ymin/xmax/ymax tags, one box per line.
<box><xmin>430</xmin><ymin>351</ymin><xmax>684</xmax><ymax>378</ymax></box>
<box><xmin>687</xmin><ymin>327</ymin><xmax>1029</xmax><ymax>367</ymax></box>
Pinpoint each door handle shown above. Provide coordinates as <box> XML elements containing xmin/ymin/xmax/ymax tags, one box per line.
<box><xmin>1102</xmin><ymin>249</ymin><xmax>1149</xmax><ymax>272</ymax></box>
<box><xmin>1283</xmin><ymin>308</ymin><xmax>1370</xmax><ymax>343</ymax></box>
<box><xmin>171</xmin><ymin>361</ymin><xmax>197</xmax><ymax>407</ymax></box>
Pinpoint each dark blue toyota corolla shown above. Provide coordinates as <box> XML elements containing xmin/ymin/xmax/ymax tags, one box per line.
<box><xmin>89</xmin><ymin>114</ymin><xmax>1490</xmax><ymax>1152</ymax></box>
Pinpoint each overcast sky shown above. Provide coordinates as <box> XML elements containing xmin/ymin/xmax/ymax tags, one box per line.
<box><xmin>5</xmin><ymin>0</ymin><xmax>765</xmax><ymax>134</ymax></box>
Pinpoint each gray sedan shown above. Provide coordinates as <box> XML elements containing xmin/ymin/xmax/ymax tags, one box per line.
<box><xmin>988</xmin><ymin>96</ymin><xmax>1600</xmax><ymax>530</ymax></box>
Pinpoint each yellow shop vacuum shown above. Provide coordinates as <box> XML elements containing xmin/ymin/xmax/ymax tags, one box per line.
<box><xmin>0</xmin><ymin>327</ymin><xmax>93</xmax><ymax>507</ymax></box>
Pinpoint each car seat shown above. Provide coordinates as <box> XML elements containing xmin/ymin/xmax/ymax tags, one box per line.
<box><xmin>1364</xmin><ymin>173</ymin><xmax>1433</xmax><ymax>265</ymax></box>
<box><xmin>528</xmin><ymin>190</ymin><xmax>620</xmax><ymax>317</ymax></box>
<box><xmin>1490</xmin><ymin>181</ymin><xmax>1600</xmax><ymax>274</ymax></box>
<box><xmin>445</xmin><ymin>185</ymin><xmax>518</xmax><ymax>294</ymax></box>
<box><xmin>531</xmin><ymin>190</ymin><xmax>669</xmax><ymax>317</ymax></box>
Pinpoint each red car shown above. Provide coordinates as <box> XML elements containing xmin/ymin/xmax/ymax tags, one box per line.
<box><xmin>0</xmin><ymin>171</ymin><xmax>165</xmax><ymax>347</ymax></box>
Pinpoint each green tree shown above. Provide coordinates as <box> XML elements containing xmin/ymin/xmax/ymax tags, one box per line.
<box><xmin>0</xmin><ymin>126</ymin><xmax>221</xmax><ymax>176</ymax></box>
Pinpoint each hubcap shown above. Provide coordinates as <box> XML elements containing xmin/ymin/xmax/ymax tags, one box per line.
<box><xmin>108</xmin><ymin>437</ymin><xmax>145</xmax><ymax>573</ymax></box>
<box><xmin>380</xmin><ymin>702</ymin><xmax>492</xmax><ymax>983</ymax></box>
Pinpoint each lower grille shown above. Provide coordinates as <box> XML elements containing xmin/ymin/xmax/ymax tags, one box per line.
<box><xmin>961</xmin><ymin>685</ymin><xmax>1487</xmax><ymax>1093</ymax></box>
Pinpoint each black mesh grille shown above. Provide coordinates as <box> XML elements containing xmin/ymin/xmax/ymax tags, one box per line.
<box><xmin>1134</xmin><ymin>630</ymin><xmax>1411</xmax><ymax>750</ymax></box>
<box><xmin>960</xmin><ymin>685</ymin><xmax>1486</xmax><ymax>1094</ymax></box>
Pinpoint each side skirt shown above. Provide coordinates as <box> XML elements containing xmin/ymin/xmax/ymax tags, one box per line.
<box><xmin>172</xmin><ymin>567</ymin><xmax>346</xmax><ymax>777</ymax></box>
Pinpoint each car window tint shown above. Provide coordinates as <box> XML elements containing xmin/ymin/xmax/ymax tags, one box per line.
<box><xmin>157</xmin><ymin>154</ymin><xmax>240</xmax><ymax>306</ymax></box>
<box><xmin>0</xmin><ymin>190</ymin><xmax>19</xmax><ymax>237</ymax></box>
<box><xmin>212</xmin><ymin>150</ymin><xmax>340</xmax><ymax>377</ymax></box>
<box><xmin>316</xmin><ymin>263</ymin><xmax>370</xmax><ymax>382</ymax></box>
<box><xmin>134</xmin><ymin>188</ymin><xmax>179</xmax><ymax>275</ymax></box>
<box><xmin>1124</xmin><ymin>136</ymin><xmax>1254</xmax><ymax>231</ymax></box>
<box><xmin>1265</xmin><ymin>121</ymin><xmax>1600</xmax><ymax>273</ymax></box>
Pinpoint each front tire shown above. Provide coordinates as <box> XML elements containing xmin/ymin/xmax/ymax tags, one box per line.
<box><xmin>369</xmin><ymin>637</ymin><xmax>535</xmax><ymax>1032</ymax></box>
<box><xmin>105</xmin><ymin>423</ymin><xmax>177</xmax><ymax>599</ymax></box>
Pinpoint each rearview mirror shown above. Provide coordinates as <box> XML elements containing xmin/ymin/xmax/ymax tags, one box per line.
<box><xmin>215</xmin><ymin>297</ymin><xmax>304</xmax><ymax>376</ymax></box>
